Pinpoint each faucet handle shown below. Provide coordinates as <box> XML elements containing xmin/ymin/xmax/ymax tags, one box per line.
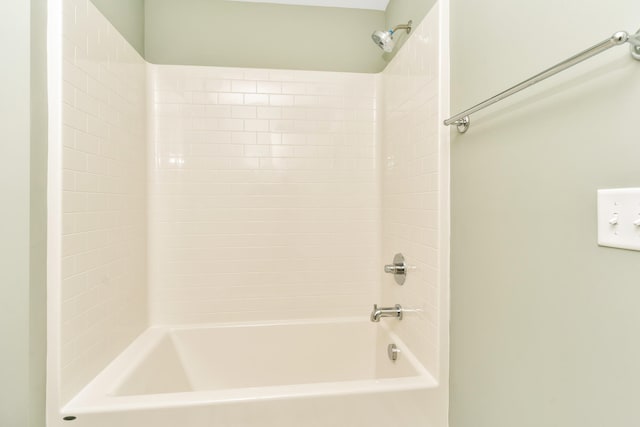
<box><xmin>384</xmin><ymin>265</ymin><xmax>403</xmax><ymax>274</ymax></box>
<box><xmin>384</xmin><ymin>253</ymin><xmax>407</xmax><ymax>285</ymax></box>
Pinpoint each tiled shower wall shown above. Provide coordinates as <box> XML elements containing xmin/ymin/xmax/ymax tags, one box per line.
<box><xmin>381</xmin><ymin>5</ymin><xmax>442</xmax><ymax>376</ymax></box>
<box><xmin>55</xmin><ymin>0</ymin><xmax>445</xmax><ymax>404</ymax></box>
<box><xmin>148</xmin><ymin>66</ymin><xmax>380</xmax><ymax>324</ymax></box>
<box><xmin>59</xmin><ymin>0</ymin><xmax>147</xmax><ymax>403</ymax></box>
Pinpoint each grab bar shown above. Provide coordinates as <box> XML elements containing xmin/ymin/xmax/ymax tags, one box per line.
<box><xmin>444</xmin><ymin>29</ymin><xmax>640</xmax><ymax>133</ymax></box>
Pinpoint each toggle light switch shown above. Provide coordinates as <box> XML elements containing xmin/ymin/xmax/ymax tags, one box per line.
<box><xmin>597</xmin><ymin>188</ymin><xmax>640</xmax><ymax>251</ymax></box>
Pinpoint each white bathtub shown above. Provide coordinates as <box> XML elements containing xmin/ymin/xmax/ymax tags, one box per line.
<box><xmin>60</xmin><ymin>318</ymin><xmax>442</xmax><ymax>427</ymax></box>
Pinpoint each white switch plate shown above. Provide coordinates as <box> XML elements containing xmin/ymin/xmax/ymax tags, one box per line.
<box><xmin>597</xmin><ymin>188</ymin><xmax>640</xmax><ymax>251</ymax></box>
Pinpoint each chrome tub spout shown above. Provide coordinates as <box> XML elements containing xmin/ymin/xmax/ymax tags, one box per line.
<box><xmin>370</xmin><ymin>304</ymin><xmax>403</xmax><ymax>322</ymax></box>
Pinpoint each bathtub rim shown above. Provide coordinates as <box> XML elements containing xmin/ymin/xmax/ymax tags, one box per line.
<box><xmin>62</xmin><ymin>317</ymin><xmax>438</xmax><ymax>415</ymax></box>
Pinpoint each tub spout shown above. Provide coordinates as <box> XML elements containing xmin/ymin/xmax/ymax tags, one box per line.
<box><xmin>370</xmin><ymin>304</ymin><xmax>403</xmax><ymax>322</ymax></box>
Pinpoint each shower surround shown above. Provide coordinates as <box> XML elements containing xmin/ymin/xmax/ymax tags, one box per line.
<box><xmin>147</xmin><ymin>65</ymin><xmax>380</xmax><ymax>324</ymax></box>
<box><xmin>47</xmin><ymin>0</ymin><xmax>450</xmax><ymax>425</ymax></box>
<box><xmin>52</xmin><ymin>0</ymin><xmax>148</xmax><ymax>405</ymax></box>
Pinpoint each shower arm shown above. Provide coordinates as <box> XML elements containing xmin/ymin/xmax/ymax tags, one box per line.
<box><xmin>392</xmin><ymin>21</ymin><xmax>412</xmax><ymax>35</ymax></box>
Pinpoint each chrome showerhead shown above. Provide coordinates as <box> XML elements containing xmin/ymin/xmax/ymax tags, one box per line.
<box><xmin>372</xmin><ymin>30</ymin><xmax>395</xmax><ymax>53</ymax></box>
<box><xmin>371</xmin><ymin>20</ymin><xmax>412</xmax><ymax>53</ymax></box>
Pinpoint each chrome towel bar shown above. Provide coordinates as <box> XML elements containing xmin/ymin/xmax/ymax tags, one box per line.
<box><xmin>445</xmin><ymin>28</ymin><xmax>640</xmax><ymax>133</ymax></box>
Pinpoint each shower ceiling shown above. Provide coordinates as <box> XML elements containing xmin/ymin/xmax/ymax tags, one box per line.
<box><xmin>226</xmin><ymin>0</ymin><xmax>390</xmax><ymax>10</ymax></box>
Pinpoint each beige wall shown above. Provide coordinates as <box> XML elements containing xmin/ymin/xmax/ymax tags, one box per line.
<box><xmin>144</xmin><ymin>0</ymin><xmax>386</xmax><ymax>73</ymax></box>
<box><xmin>0</xmin><ymin>0</ymin><xmax>47</xmax><ymax>426</ymax></box>
<box><xmin>89</xmin><ymin>0</ymin><xmax>145</xmax><ymax>55</ymax></box>
<box><xmin>450</xmin><ymin>1</ymin><xmax>640</xmax><ymax>426</ymax></box>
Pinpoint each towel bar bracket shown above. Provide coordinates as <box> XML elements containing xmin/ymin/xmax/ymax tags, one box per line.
<box><xmin>454</xmin><ymin>116</ymin><xmax>470</xmax><ymax>134</ymax></box>
<box><xmin>631</xmin><ymin>29</ymin><xmax>640</xmax><ymax>60</ymax></box>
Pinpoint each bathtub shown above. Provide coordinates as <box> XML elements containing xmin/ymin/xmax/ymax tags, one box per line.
<box><xmin>60</xmin><ymin>318</ymin><xmax>442</xmax><ymax>427</ymax></box>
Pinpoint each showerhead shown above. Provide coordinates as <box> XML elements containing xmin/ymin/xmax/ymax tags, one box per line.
<box><xmin>371</xmin><ymin>20</ymin><xmax>413</xmax><ymax>53</ymax></box>
<box><xmin>372</xmin><ymin>30</ymin><xmax>395</xmax><ymax>53</ymax></box>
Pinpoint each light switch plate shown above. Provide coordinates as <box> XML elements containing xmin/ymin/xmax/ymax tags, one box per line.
<box><xmin>597</xmin><ymin>188</ymin><xmax>640</xmax><ymax>251</ymax></box>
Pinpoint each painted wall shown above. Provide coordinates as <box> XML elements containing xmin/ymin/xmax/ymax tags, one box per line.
<box><xmin>86</xmin><ymin>0</ymin><xmax>441</xmax><ymax>73</ymax></box>
<box><xmin>449</xmin><ymin>1</ymin><xmax>640</xmax><ymax>426</ymax></box>
<box><xmin>30</xmin><ymin>0</ymin><xmax>48</xmax><ymax>425</ymax></box>
<box><xmin>148</xmin><ymin>65</ymin><xmax>380</xmax><ymax>323</ymax></box>
<box><xmin>0</xmin><ymin>0</ymin><xmax>47</xmax><ymax>426</ymax></box>
<box><xmin>144</xmin><ymin>0</ymin><xmax>386</xmax><ymax>73</ymax></box>
<box><xmin>58</xmin><ymin>0</ymin><xmax>148</xmax><ymax>404</ymax></box>
<box><xmin>0</xmin><ymin>3</ymin><xmax>32</xmax><ymax>425</ymax></box>
<box><xmin>89</xmin><ymin>0</ymin><xmax>145</xmax><ymax>56</ymax></box>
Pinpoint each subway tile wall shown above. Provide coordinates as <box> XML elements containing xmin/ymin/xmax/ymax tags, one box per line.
<box><xmin>60</xmin><ymin>0</ymin><xmax>147</xmax><ymax>403</ymax></box>
<box><xmin>381</xmin><ymin>5</ymin><xmax>442</xmax><ymax>376</ymax></box>
<box><xmin>56</xmin><ymin>0</ymin><xmax>445</xmax><ymax>403</ymax></box>
<box><xmin>148</xmin><ymin>65</ymin><xmax>381</xmax><ymax>324</ymax></box>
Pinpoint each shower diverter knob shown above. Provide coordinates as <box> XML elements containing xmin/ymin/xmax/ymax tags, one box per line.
<box><xmin>384</xmin><ymin>253</ymin><xmax>407</xmax><ymax>285</ymax></box>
